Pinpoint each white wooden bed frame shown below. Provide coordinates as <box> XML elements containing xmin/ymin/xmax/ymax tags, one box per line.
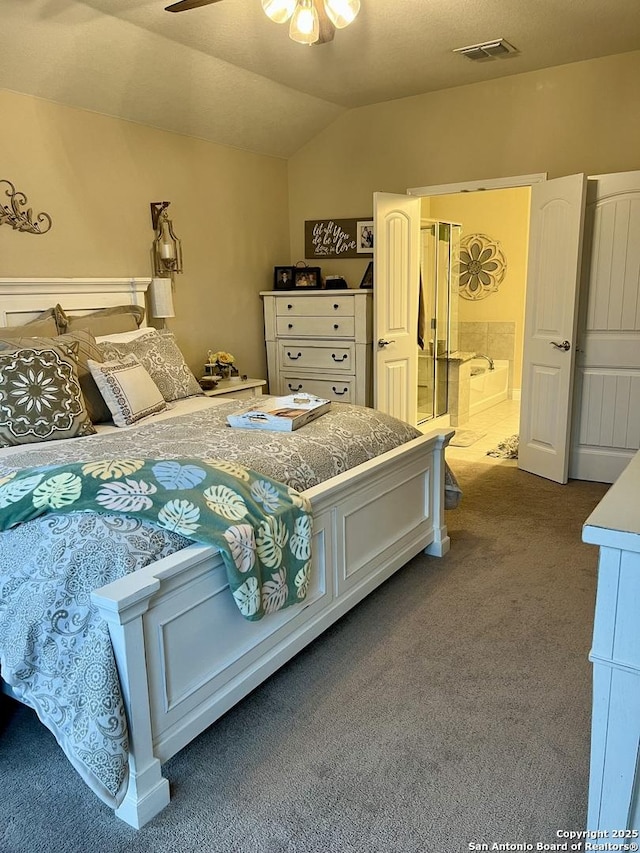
<box><xmin>0</xmin><ymin>278</ymin><xmax>452</xmax><ymax>828</ymax></box>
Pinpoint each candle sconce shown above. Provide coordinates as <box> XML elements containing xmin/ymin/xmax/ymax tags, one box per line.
<box><xmin>150</xmin><ymin>201</ymin><xmax>183</xmax><ymax>277</ymax></box>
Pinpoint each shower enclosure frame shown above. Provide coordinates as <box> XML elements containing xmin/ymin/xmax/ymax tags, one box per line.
<box><xmin>418</xmin><ymin>218</ymin><xmax>461</xmax><ymax>424</ymax></box>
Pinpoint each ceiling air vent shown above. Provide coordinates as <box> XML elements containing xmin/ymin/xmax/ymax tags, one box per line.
<box><xmin>453</xmin><ymin>39</ymin><xmax>518</xmax><ymax>62</ymax></box>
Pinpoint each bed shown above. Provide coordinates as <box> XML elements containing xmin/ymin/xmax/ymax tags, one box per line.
<box><xmin>0</xmin><ymin>277</ymin><xmax>455</xmax><ymax>828</ymax></box>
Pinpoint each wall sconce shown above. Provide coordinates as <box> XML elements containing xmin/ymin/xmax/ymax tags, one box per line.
<box><xmin>150</xmin><ymin>201</ymin><xmax>183</xmax><ymax>277</ymax></box>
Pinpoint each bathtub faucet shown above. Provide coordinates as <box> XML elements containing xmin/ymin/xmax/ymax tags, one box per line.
<box><xmin>476</xmin><ymin>353</ymin><xmax>495</xmax><ymax>371</ymax></box>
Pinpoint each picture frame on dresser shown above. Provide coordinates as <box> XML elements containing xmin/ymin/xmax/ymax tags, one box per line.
<box><xmin>274</xmin><ymin>266</ymin><xmax>296</xmax><ymax>290</ymax></box>
<box><xmin>359</xmin><ymin>261</ymin><xmax>374</xmax><ymax>289</ymax></box>
<box><xmin>292</xmin><ymin>266</ymin><xmax>322</xmax><ymax>290</ymax></box>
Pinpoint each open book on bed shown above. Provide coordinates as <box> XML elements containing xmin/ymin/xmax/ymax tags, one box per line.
<box><xmin>226</xmin><ymin>393</ymin><xmax>331</xmax><ymax>431</ymax></box>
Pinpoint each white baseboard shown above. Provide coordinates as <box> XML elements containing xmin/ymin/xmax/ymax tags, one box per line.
<box><xmin>510</xmin><ymin>389</ymin><xmax>521</xmax><ymax>401</ymax></box>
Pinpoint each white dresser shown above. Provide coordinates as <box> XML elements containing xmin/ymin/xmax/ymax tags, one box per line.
<box><xmin>261</xmin><ymin>290</ymin><xmax>373</xmax><ymax>405</ymax></box>
<box><xmin>582</xmin><ymin>449</ymin><xmax>640</xmax><ymax>833</ymax></box>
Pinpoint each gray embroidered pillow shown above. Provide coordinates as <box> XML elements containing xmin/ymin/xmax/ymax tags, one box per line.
<box><xmin>0</xmin><ymin>329</ymin><xmax>111</xmax><ymax>425</ymax></box>
<box><xmin>98</xmin><ymin>330</ymin><xmax>202</xmax><ymax>402</ymax></box>
<box><xmin>0</xmin><ymin>345</ymin><xmax>96</xmax><ymax>447</ymax></box>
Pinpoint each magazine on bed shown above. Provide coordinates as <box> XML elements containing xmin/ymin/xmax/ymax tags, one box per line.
<box><xmin>227</xmin><ymin>393</ymin><xmax>331</xmax><ymax>431</ymax></box>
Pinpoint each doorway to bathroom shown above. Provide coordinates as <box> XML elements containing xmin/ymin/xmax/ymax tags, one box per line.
<box><xmin>417</xmin><ymin>187</ymin><xmax>531</xmax><ymax>459</ymax></box>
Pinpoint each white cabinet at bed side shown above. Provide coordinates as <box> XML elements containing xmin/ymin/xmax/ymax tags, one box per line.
<box><xmin>262</xmin><ymin>291</ymin><xmax>373</xmax><ymax>405</ymax></box>
<box><xmin>202</xmin><ymin>378</ymin><xmax>266</xmax><ymax>398</ymax></box>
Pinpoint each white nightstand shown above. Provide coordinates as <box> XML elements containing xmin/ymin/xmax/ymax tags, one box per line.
<box><xmin>202</xmin><ymin>378</ymin><xmax>266</xmax><ymax>399</ymax></box>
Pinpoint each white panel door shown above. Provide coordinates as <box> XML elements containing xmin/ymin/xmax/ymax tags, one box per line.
<box><xmin>570</xmin><ymin>170</ymin><xmax>640</xmax><ymax>483</ymax></box>
<box><xmin>519</xmin><ymin>174</ymin><xmax>587</xmax><ymax>483</ymax></box>
<box><xmin>373</xmin><ymin>191</ymin><xmax>421</xmax><ymax>423</ymax></box>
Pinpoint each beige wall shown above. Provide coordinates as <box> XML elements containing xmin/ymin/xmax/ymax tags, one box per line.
<box><xmin>0</xmin><ymin>88</ymin><xmax>290</xmax><ymax>380</ymax></box>
<box><xmin>288</xmin><ymin>50</ymin><xmax>640</xmax><ymax>283</ymax></box>
<box><xmin>428</xmin><ymin>188</ymin><xmax>530</xmax><ymax>386</ymax></box>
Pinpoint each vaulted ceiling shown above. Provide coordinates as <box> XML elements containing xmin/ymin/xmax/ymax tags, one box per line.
<box><xmin>3</xmin><ymin>0</ymin><xmax>640</xmax><ymax>158</ymax></box>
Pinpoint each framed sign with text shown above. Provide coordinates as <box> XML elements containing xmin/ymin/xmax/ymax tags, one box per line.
<box><xmin>304</xmin><ymin>218</ymin><xmax>373</xmax><ymax>259</ymax></box>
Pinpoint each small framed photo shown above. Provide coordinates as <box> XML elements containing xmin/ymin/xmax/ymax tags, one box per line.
<box><xmin>293</xmin><ymin>267</ymin><xmax>322</xmax><ymax>290</ymax></box>
<box><xmin>274</xmin><ymin>266</ymin><xmax>295</xmax><ymax>290</ymax></box>
<box><xmin>356</xmin><ymin>220</ymin><xmax>374</xmax><ymax>254</ymax></box>
<box><xmin>359</xmin><ymin>261</ymin><xmax>373</xmax><ymax>289</ymax></box>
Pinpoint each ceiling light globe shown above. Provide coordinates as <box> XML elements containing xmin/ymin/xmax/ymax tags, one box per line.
<box><xmin>262</xmin><ymin>0</ymin><xmax>296</xmax><ymax>24</ymax></box>
<box><xmin>289</xmin><ymin>0</ymin><xmax>319</xmax><ymax>44</ymax></box>
<box><xmin>324</xmin><ymin>0</ymin><xmax>360</xmax><ymax>29</ymax></box>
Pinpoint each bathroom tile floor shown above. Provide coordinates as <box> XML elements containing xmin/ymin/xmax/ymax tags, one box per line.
<box><xmin>421</xmin><ymin>399</ymin><xmax>521</xmax><ymax>466</ymax></box>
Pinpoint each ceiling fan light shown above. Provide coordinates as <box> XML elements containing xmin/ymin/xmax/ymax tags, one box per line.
<box><xmin>289</xmin><ymin>0</ymin><xmax>319</xmax><ymax>44</ymax></box>
<box><xmin>261</xmin><ymin>0</ymin><xmax>296</xmax><ymax>24</ymax></box>
<box><xmin>323</xmin><ymin>0</ymin><xmax>360</xmax><ymax>29</ymax></box>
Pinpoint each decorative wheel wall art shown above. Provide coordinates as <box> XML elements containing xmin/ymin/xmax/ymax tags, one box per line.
<box><xmin>459</xmin><ymin>233</ymin><xmax>506</xmax><ymax>300</ymax></box>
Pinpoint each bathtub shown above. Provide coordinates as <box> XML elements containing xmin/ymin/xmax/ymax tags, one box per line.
<box><xmin>469</xmin><ymin>358</ymin><xmax>509</xmax><ymax>416</ymax></box>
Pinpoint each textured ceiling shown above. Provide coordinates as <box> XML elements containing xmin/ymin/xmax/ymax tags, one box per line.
<box><xmin>2</xmin><ymin>0</ymin><xmax>640</xmax><ymax>158</ymax></box>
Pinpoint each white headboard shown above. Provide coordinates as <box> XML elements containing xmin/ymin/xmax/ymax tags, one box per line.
<box><xmin>0</xmin><ymin>277</ymin><xmax>151</xmax><ymax>328</ymax></box>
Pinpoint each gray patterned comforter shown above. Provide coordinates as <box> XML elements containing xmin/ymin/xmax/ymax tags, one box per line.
<box><xmin>0</xmin><ymin>401</ymin><xmax>423</xmax><ymax>809</ymax></box>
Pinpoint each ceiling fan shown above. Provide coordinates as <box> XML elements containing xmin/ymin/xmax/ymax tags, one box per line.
<box><xmin>164</xmin><ymin>0</ymin><xmax>361</xmax><ymax>46</ymax></box>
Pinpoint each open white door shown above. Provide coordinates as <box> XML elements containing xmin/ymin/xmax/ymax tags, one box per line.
<box><xmin>519</xmin><ymin>174</ymin><xmax>587</xmax><ymax>483</ymax></box>
<box><xmin>373</xmin><ymin>191</ymin><xmax>421</xmax><ymax>423</ymax></box>
<box><xmin>570</xmin><ymin>170</ymin><xmax>640</xmax><ymax>483</ymax></box>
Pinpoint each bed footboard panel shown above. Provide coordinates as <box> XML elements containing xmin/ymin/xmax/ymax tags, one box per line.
<box><xmin>92</xmin><ymin>430</ymin><xmax>449</xmax><ymax>828</ymax></box>
<box><xmin>144</xmin><ymin>509</ymin><xmax>333</xmax><ymax>761</ymax></box>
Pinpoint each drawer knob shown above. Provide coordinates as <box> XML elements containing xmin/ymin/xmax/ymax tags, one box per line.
<box><xmin>332</xmin><ymin>386</ymin><xmax>348</xmax><ymax>396</ymax></box>
<box><xmin>287</xmin><ymin>351</ymin><xmax>302</xmax><ymax>360</ymax></box>
<box><xmin>288</xmin><ymin>383</ymin><xmax>303</xmax><ymax>392</ymax></box>
<box><xmin>288</xmin><ymin>323</ymin><xmax>293</xmax><ymax>329</ymax></box>
<box><xmin>287</xmin><ymin>304</ymin><xmax>293</xmax><ymax>310</ymax></box>
<box><xmin>331</xmin><ymin>353</ymin><xmax>348</xmax><ymax>362</ymax></box>
<box><xmin>333</xmin><ymin>324</ymin><xmax>339</xmax><ymax>330</ymax></box>
<box><xmin>333</xmin><ymin>303</ymin><xmax>339</xmax><ymax>310</ymax></box>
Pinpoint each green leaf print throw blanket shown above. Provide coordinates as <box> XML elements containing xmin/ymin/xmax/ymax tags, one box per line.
<box><xmin>0</xmin><ymin>457</ymin><xmax>313</xmax><ymax>620</ymax></box>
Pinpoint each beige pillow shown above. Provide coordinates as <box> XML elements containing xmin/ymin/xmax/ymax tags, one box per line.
<box><xmin>0</xmin><ymin>344</ymin><xmax>96</xmax><ymax>447</ymax></box>
<box><xmin>87</xmin><ymin>355</ymin><xmax>167</xmax><ymax>427</ymax></box>
<box><xmin>56</xmin><ymin>304</ymin><xmax>146</xmax><ymax>337</ymax></box>
<box><xmin>0</xmin><ymin>329</ymin><xmax>112</xmax><ymax>425</ymax></box>
<box><xmin>1</xmin><ymin>308</ymin><xmax>59</xmax><ymax>339</ymax></box>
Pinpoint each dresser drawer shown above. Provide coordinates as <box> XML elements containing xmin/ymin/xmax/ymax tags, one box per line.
<box><xmin>281</xmin><ymin>374</ymin><xmax>353</xmax><ymax>402</ymax></box>
<box><xmin>279</xmin><ymin>341</ymin><xmax>354</xmax><ymax>372</ymax></box>
<box><xmin>275</xmin><ymin>296</ymin><xmax>355</xmax><ymax>317</ymax></box>
<box><xmin>276</xmin><ymin>316</ymin><xmax>355</xmax><ymax>338</ymax></box>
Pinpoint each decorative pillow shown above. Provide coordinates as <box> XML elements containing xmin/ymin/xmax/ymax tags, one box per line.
<box><xmin>1</xmin><ymin>308</ymin><xmax>59</xmax><ymax>339</ymax></box>
<box><xmin>0</xmin><ymin>345</ymin><xmax>96</xmax><ymax>447</ymax></box>
<box><xmin>0</xmin><ymin>329</ymin><xmax>112</xmax><ymax>425</ymax></box>
<box><xmin>87</xmin><ymin>355</ymin><xmax>167</xmax><ymax>427</ymax></box>
<box><xmin>55</xmin><ymin>304</ymin><xmax>146</xmax><ymax>337</ymax></box>
<box><xmin>98</xmin><ymin>329</ymin><xmax>202</xmax><ymax>402</ymax></box>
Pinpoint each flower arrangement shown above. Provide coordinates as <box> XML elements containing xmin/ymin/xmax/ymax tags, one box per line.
<box><xmin>207</xmin><ymin>350</ymin><xmax>238</xmax><ymax>378</ymax></box>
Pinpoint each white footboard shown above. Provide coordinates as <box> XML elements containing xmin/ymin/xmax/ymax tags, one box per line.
<box><xmin>91</xmin><ymin>429</ymin><xmax>451</xmax><ymax>827</ymax></box>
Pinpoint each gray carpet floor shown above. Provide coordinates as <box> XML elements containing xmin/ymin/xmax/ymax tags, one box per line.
<box><xmin>0</xmin><ymin>461</ymin><xmax>609</xmax><ymax>853</ymax></box>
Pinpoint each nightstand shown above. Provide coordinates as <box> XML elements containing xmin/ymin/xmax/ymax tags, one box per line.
<box><xmin>202</xmin><ymin>378</ymin><xmax>266</xmax><ymax>399</ymax></box>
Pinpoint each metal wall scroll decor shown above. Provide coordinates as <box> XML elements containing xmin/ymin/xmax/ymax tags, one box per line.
<box><xmin>459</xmin><ymin>233</ymin><xmax>506</xmax><ymax>300</ymax></box>
<box><xmin>0</xmin><ymin>179</ymin><xmax>52</xmax><ymax>234</ymax></box>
